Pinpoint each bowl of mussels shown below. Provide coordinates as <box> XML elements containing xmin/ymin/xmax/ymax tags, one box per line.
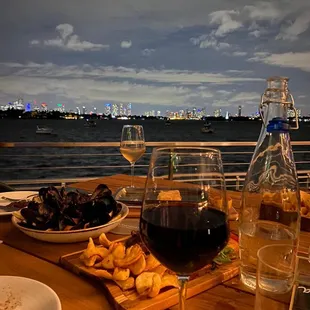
<box><xmin>11</xmin><ymin>184</ymin><xmax>129</xmax><ymax>243</ymax></box>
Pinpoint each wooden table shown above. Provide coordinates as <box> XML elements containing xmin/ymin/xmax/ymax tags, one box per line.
<box><xmin>0</xmin><ymin>174</ymin><xmax>308</xmax><ymax>309</ymax></box>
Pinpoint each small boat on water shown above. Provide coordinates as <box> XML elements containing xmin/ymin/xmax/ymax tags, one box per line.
<box><xmin>84</xmin><ymin>120</ymin><xmax>97</xmax><ymax>127</ymax></box>
<box><xmin>201</xmin><ymin>122</ymin><xmax>214</xmax><ymax>134</ymax></box>
<box><xmin>36</xmin><ymin>125</ymin><xmax>54</xmax><ymax>135</ymax></box>
<box><xmin>165</xmin><ymin>119</ymin><xmax>171</xmax><ymax>126</ymax></box>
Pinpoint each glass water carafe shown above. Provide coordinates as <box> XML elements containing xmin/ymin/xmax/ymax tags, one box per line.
<box><xmin>239</xmin><ymin>76</ymin><xmax>301</xmax><ymax>290</ymax></box>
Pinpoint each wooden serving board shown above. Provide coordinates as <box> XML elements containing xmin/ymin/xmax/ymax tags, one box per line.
<box><xmin>60</xmin><ymin>238</ymin><xmax>240</xmax><ymax>310</ymax></box>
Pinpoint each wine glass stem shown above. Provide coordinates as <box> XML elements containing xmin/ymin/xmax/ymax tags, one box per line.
<box><xmin>178</xmin><ymin>276</ymin><xmax>189</xmax><ymax>310</ymax></box>
<box><xmin>130</xmin><ymin>163</ymin><xmax>135</xmax><ymax>187</ymax></box>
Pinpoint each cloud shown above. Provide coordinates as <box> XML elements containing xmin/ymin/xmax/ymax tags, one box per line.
<box><xmin>244</xmin><ymin>2</ymin><xmax>282</xmax><ymax>21</ymax></box>
<box><xmin>56</xmin><ymin>24</ymin><xmax>74</xmax><ymax>40</ymax></box>
<box><xmin>276</xmin><ymin>12</ymin><xmax>310</xmax><ymax>41</ymax></box>
<box><xmin>0</xmin><ymin>76</ymin><xmax>194</xmax><ymax>106</ymax></box>
<box><xmin>209</xmin><ymin>10</ymin><xmax>242</xmax><ymax>37</ymax></box>
<box><xmin>29</xmin><ymin>39</ymin><xmax>40</xmax><ymax>46</ymax></box>
<box><xmin>248</xmin><ymin>51</ymin><xmax>310</xmax><ymax>72</ymax></box>
<box><xmin>232</xmin><ymin>51</ymin><xmax>247</xmax><ymax>56</ymax></box>
<box><xmin>190</xmin><ymin>35</ymin><xmax>230</xmax><ymax>50</ymax></box>
<box><xmin>228</xmin><ymin>92</ymin><xmax>260</xmax><ymax>102</ymax></box>
<box><xmin>142</xmin><ymin>48</ymin><xmax>155</xmax><ymax>56</ymax></box>
<box><xmin>0</xmin><ymin>62</ymin><xmax>265</xmax><ymax>110</ymax></box>
<box><xmin>249</xmin><ymin>28</ymin><xmax>267</xmax><ymax>37</ymax></box>
<box><xmin>0</xmin><ymin>62</ymin><xmax>263</xmax><ymax>85</ymax></box>
<box><xmin>30</xmin><ymin>23</ymin><xmax>109</xmax><ymax>51</ymax></box>
<box><xmin>120</xmin><ymin>40</ymin><xmax>132</xmax><ymax>48</ymax></box>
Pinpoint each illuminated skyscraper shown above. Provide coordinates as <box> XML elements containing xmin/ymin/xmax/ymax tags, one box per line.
<box><xmin>76</xmin><ymin>107</ymin><xmax>81</xmax><ymax>115</ymax></box>
<box><xmin>297</xmin><ymin>109</ymin><xmax>302</xmax><ymax>117</ymax></box>
<box><xmin>127</xmin><ymin>103</ymin><xmax>132</xmax><ymax>116</ymax></box>
<box><xmin>41</xmin><ymin>103</ymin><xmax>48</xmax><ymax>111</ymax></box>
<box><xmin>119</xmin><ymin>103</ymin><xmax>124</xmax><ymax>115</ymax></box>
<box><xmin>214</xmin><ymin>109</ymin><xmax>222</xmax><ymax>117</ymax></box>
<box><xmin>104</xmin><ymin>103</ymin><xmax>111</xmax><ymax>115</ymax></box>
<box><xmin>112</xmin><ymin>103</ymin><xmax>119</xmax><ymax>116</ymax></box>
<box><xmin>82</xmin><ymin>106</ymin><xmax>86</xmax><ymax>114</ymax></box>
<box><xmin>238</xmin><ymin>105</ymin><xmax>242</xmax><ymax>117</ymax></box>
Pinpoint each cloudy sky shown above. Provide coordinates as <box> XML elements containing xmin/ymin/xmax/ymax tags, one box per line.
<box><xmin>1</xmin><ymin>0</ymin><xmax>310</xmax><ymax>115</ymax></box>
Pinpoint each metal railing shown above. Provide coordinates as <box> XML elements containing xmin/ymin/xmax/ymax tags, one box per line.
<box><xmin>1</xmin><ymin>141</ymin><xmax>310</xmax><ymax>191</ymax></box>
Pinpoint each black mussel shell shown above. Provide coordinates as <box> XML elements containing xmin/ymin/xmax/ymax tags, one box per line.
<box><xmin>27</xmin><ymin>201</ymin><xmax>39</xmax><ymax>211</ymax></box>
<box><xmin>88</xmin><ymin>212</ymin><xmax>111</xmax><ymax>227</ymax></box>
<box><xmin>71</xmin><ymin>220</ymin><xmax>86</xmax><ymax>230</ymax></box>
<box><xmin>63</xmin><ymin>204</ymin><xmax>81</xmax><ymax>219</ymax></box>
<box><xmin>47</xmin><ymin>186</ymin><xmax>62</xmax><ymax>200</ymax></box>
<box><xmin>58</xmin><ymin>214</ymin><xmax>77</xmax><ymax>231</ymax></box>
<box><xmin>97</xmin><ymin>196</ymin><xmax>117</xmax><ymax>214</ymax></box>
<box><xmin>113</xmin><ymin>202</ymin><xmax>122</xmax><ymax>217</ymax></box>
<box><xmin>66</xmin><ymin>191</ymin><xmax>80</xmax><ymax>205</ymax></box>
<box><xmin>91</xmin><ymin>184</ymin><xmax>112</xmax><ymax>200</ymax></box>
<box><xmin>38</xmin><ymin>187</ymin><xmax>49</xmax><ymax>202</ymax></box>
<box><xmin>20</xmin><ymin>208</ymin><xmax>39</xmax><ymax>224</ymax></box>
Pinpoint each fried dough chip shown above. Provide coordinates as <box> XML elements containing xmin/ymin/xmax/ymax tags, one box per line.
<box><xmin>101</xmin><ymin>254</ymin><xmax>115</xmax><ymax>269</ymax></box>
<box><xmin>114</xmin><ymin>244</ymin><xmax>143</xmax><ymax>267</ymax></box>
<box><xmin>96</xmin><ymin>247</ymin><xmax>110</xmax><ymax>259</ymax></box>
<box><xmin>157</xmin><ymin>190</ymin><xmax>182</xmax><ymax>201</ymax></box>
<box><xmin>113</xmin><ymin>267</ymin><xmax>130</xmax><ymax>281</ymax></box>
<box><xmin>115</xmin><ymin>277</ymin><xmax>135</xmax><ymax>290</ymax></box>
<box><xmin>83</xmin><ymin>237</ymin><xmax>99</xmax><ymax>258</ymax></box>
<box><xmin>160</xmin><ymin>273</ymin><xmax>179</xmax><ymax>289</ymax></box>
<box><xmin>144</xmin><ymin>254</ymin><xmax>161</xmax><ymax>271</ymax></box>
<box><xmin>99</xmin><ymin>233</ymin><xmax>111</xmax><ymax>247</ymax></box>
<box><xmin>136</xmin><ymin>272</ymin><xmax>154</xmax><ymax>296</ymax></box>
<box><xmin>80</xmin><ymin>253</ymin><xmax>101</xmax><ymax>267</ymax></box>
<box><xmin>136</xmin><ymin>272</ymin><xmax>162</xmax><ymax>297</ymax></box>
<box><xmin>80</xmin><ymin>237</ymin><xmax>107</xmax><ymax>267</ymax></box>
<box><xmin>129</xmin><ymin>254</ymin><xmax>146</xmax><ymax>276</ymax></box>
<box><xmin>111</xmin><ymin>243</ymin><xmax>126</xmax><ymax>259</ymax></box>
<box><xmin>150</xmin><ymin>265</ymin><xmax>167</xmax><ymax>277</ymax></box>
<box><xmin>95</xmin><ymin>269</ymin><xmax>113</xmax><ymax>280</ymax></box>
<box><xmin>148</xmin><ymin>273</ymin><xmax>162</xmax><ymax>298</ymax></box>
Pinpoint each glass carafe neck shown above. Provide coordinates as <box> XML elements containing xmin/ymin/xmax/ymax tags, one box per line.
<box><xmin>257</xmin><ymin>76</ymin><xmax>298</xmax><ymax>142</ymax></box>
<box><xmin>259</xmin><ymin>76</ymin><xmax>298</xmax><ymax>127</ymax></box>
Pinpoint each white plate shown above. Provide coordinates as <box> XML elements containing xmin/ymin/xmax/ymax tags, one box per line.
<box><xmin>110</xmin><ymin>218</ymin><xmax>140</xmax><ymax>235</ymax></box>
<box><xmin>11</xmin><ymin>202</ymin><xmax>129</xmax><ymax>243</ymax></box>
<box><xmin>0</xmin><ymin>191</ymin><xmax>38</xmax><ymax>216</ymax></box>
<box><xmin>0</xmin><ymin>276</ymin><xmax>61</xmax><ymax>310</ymax></box>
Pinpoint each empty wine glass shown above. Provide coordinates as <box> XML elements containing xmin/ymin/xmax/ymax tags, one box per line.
<box><xmin>140</xmin><ymin>147</ymin><xmax>229</xmax><ymax>310</ymax></box>
<box><xmin>120</xmin><ymin>125</ymin><xmax>146</xmax><ymax>187</ymax></box>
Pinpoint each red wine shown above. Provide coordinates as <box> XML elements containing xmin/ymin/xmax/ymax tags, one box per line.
<box><xmin>140</xmin><ymin>202</ymin><xmax>229</xmax><ymax>275</ymax></box>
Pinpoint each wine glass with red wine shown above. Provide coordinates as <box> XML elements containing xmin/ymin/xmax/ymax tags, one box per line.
<box><xmin>140</xmin><ymin>147</ymin><xmax>229</xmax><ymax>310</ymax></box>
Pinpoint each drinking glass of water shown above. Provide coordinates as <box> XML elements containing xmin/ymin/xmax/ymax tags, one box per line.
<box><xmin>120</xmin><ymin>125</ymin><xmax>146</xmax><ymax>187</ymax></box>
<box><xmin>255</xmin><ymin>244</ymin><xmax>298</xmax><ymax>310</ymax></box>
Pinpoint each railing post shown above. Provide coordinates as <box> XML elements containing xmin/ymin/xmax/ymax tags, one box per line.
<box><xmin>236</xmin><ymin>176</ymin><xmax>240</xmax><ymax>191</ymax></box>
<box><xmin>307</xmin><ymin>173</ymin><xmax>310</xmax><ymax>190</ymax></box>
<box><xmin>168</xmin><ymin>147</ymin><xmax>175</xmax><ymax>180</ymax></box>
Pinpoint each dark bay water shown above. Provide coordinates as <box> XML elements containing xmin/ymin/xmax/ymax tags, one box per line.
<box><xmin>1</xmin><ymin>119</ymin><xmax>309</xmax><ymax>182</ymax></box>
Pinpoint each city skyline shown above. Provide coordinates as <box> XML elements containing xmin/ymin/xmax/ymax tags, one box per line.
<box><xmin>2</xmin><ymin>98</ymin><xmax>304</xmax><ymax>119</ymax></box>
<box><xmin>1</xmin><ymin>1</ymin><xmax>310</xmax><ymax>115</ymax></box>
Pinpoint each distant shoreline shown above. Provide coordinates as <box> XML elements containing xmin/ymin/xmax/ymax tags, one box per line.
<box><xmin>1</xmin><ymin>109</ymin><xmax>308</xmax><ymax>122</ymax></box>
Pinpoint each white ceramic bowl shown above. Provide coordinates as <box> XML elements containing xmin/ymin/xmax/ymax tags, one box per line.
<box><xmin>11</xmin><ymin>202</ymin><xmax>129</xmax><ymax>243</ymax></box>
